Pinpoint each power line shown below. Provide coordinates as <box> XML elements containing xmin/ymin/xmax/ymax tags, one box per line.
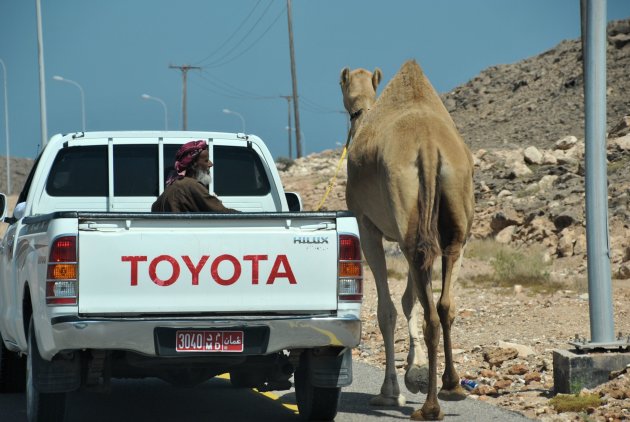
<box><xmin>195</xmin><ymin>70</ymin><xmax>277</xmax><ymax>100</ymax></box>
<box><xmin>204</xmin><ymin>5</ymin><xmax>286</xmax><ymax>69</ymax></box>
<box><xmin>193</xmin><ymin>1</ymin><xmax>263</xmax><ymax>66</ymax></box>
<box><xmin>300</xmin><ymin>96</ymin><xmax>340</xmax><ymax>114</ymax></box>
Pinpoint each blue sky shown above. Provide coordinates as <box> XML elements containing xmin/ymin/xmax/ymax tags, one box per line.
<box><xmin>0</xmin><ymin>1</ymin><xmax>628</xmax><ymax>160</ymax></box>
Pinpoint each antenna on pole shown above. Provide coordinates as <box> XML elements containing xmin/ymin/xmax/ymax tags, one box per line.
<box><xmin>281</xmin><ymin>95</ymin><xmax>293</xmax><ymax>158</ymax></box>
<box><xmin>169</xmin><ymin>64</ymin><xmax>201</xmax><ymax>130</ymax></box>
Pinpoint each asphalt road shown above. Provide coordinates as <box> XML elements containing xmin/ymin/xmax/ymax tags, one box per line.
<box><xmin>0</xmin><ymin>361</ymin><xmax>531</xmax><ymax>421</ymax></box>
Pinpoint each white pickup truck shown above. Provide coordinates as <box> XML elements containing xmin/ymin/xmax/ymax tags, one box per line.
<box><xmin>0</xmin><ymin>131</ymin><xmax>362</xmax><ymax>422</ymax></box>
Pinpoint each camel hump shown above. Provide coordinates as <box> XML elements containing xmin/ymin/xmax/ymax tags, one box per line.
<box><xmin>375</xmin><ymin>59</ymin><xmax>444</xmax><ymax>112</ymax></box>
<box><xmin>400</xmin><ymin>59</ymin><xmax>424</xmax><ymax>76</ymax></box>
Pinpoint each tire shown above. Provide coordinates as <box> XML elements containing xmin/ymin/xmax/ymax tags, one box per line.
<box><xmin>294</xmin><ymin>362</ymin><xmax>341</xmax><ymax>421</ymax></box>
<box><xmin>0</xmin><ymin>332</ymin><xmax>26</xmax><ymax>393</ymax></box>
<box><xmin>26</xmin><ymin>320</ymin><xmax>66</xmax><ymax>422</ymax></box>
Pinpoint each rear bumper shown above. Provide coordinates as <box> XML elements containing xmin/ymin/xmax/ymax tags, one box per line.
<box><xmin>40</xmin><ymin>315</ymin><xmax>361</xmax><ymax>360</ymax></box>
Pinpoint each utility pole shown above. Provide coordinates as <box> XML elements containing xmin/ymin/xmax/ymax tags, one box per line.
<box><xmin>36</xmin><ymin>0</ymin><xmax>48</xmax><ymax>147</ymax></box>
<box><xmin>169</xmin><ymin>64</ymin><xmax>201</xmax><ymax>130</ymax></box>
<box><xmin>281</xmin><ymin>95</ymin><xmax>293</xmax><ymax>158</ymax></box>
<box><xmin>286</xmin><ymin>0</ymin><xmax>302</xmax><ymax>158</ymax></box>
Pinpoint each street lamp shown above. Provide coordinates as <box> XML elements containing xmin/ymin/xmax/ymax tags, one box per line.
<box><xmin>53</xmin><ymin>75</ymin><xmax>86</xmax><ymax>132</ymax></box>
<box><xmin>141</xmin><ymin>94</ymin><xmax>168</xmax><ymax>130</ymax></box>
<box><xmin>0</xmin><ymin>59</ymin><xmax>10</xmax><ymax>195</ymax></box>
<box><xmin>286</xmin><ymin>126</ymin><xmax>306</xmax><ymax>155</ymax></box>
<box><xmin>222</xmin><ymin>108</ymin><xmax>246</xmax><ymax>133</ymax></box>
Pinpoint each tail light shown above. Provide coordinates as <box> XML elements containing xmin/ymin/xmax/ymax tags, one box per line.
<box><xmin>46</xmin><ymin>236</ymin><xmax>78</xmax><ymax>305</ymax></box>
<box><xmin>338</xmin><ymin>234</ymin><xmax>362</xmax><ymax>301</ymax></box>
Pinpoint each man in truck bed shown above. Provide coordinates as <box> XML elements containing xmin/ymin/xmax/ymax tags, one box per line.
<box><xmin>152</xmin><ymin>140</ymin><xmax>239</xmax><ymax>213</ymax></box>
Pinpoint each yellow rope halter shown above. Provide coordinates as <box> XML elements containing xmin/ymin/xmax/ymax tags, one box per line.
<box><xmin>314</xmin><ymin>146</ymin><xmax>348</xmax><ymax>211</ymax></box>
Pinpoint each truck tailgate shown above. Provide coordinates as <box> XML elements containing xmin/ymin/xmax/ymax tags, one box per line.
<box><xmin>77</xmin><ymin>215</ymin><xmax>339</xmax><ymax>314</ymax></box>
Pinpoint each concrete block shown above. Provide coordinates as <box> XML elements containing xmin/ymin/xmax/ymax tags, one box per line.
<box><xmin>553</xmin><ymin>348</ymin><xmax>630</xmax><ymax>394</ymax></box>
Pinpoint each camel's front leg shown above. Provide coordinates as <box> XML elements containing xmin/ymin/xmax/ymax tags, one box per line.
<box><xmin>358</xmin><ymin>218</ymin><xmax>406</xmax><ymax>407</ymax></box>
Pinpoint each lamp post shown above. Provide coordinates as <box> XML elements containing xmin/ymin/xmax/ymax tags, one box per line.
<box><xmin>53</xmin><ymin>75</ymin><xmax>85</xmax><ymax>132</ymax></box>
<box><xmin>141</xmin><ymin>94</ymin><xmax>168</xmax><ymax>130</ymax></box>
<box><xmin>285</xmin><ymin>126</ymin><xmax>306</xmax><ymax>155</ymax></box>
<box><xmin>222</xmin><ymin>108</ymin><xmax>246</xmax><ymax>133</ymax></box>
<box><xmin>0</xmin><ymin>59</ymin><xmax>10</xmax><ymax>195</ymax></box>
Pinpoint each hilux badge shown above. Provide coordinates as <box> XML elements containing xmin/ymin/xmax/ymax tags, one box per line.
<box><xmin>293</xmin><ymin>236</ymin><xmax>329</xmax><ymax>244</ymax></box>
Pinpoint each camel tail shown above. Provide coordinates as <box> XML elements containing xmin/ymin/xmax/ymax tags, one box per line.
<box><xmin>414</xmin><ymin>148</ymin><xmax>442</xmax><ymax>271</ymax></box>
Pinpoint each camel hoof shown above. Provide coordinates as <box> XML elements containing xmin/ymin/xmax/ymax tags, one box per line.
<box><xmin>405</xmin><ymin>364</ymin><xmax>429</xmax><ymax>394</ymax></box>
<box><xmin>410</xmin><ymin>408</ymin><xmax>444</xmax><ymax>421</ymax></box>
<box><xmin>438</xmin><ymin>384</ymin><xmax>468</xmax><ymax>401</ymax></box>
<box><xmin>369</xmin><ymin>394</ymin><xmax>406</xmax><ymax>407</ymax></box>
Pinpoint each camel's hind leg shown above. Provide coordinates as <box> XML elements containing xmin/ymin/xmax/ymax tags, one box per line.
<box><xmin>410</xmin><ymin>266</ymin><xmax>444</xmax><ymax>421</ymax></box>
<box><xmin>358</xmin><ymin>217</ymin><xmax>406</xmax><ymax>407</ymax></box>
<box><xmin>402</xmin><ymin>275</ymin><xmax>429</xmax><ymax>394</ymax></box>
<box><xmin>436</xmin><ymin>245</ymin><xmax>468</xmax><ymax>401</ymax></box>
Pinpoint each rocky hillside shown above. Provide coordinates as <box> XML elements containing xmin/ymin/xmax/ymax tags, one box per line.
<box><xmin>0</xmin><ymin>156</ymin><xmax>34</xmax><ymax>195</ymax></box>
<box><xmin>442</xmin><ymin>18</ymin><xmax>630</xmax><ymax>151</ymax></box>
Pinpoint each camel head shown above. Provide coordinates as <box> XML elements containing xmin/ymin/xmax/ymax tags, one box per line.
<box><xmin>340</xmin><ymin>67</ymin><xmax>382</xmax><ymax>123</ymax></box>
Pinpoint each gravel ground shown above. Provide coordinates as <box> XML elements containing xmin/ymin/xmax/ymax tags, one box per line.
<box><xmin>356</xmin><ymin>258</ymin><xmax>630</xmax><ymax>421</ymax></box>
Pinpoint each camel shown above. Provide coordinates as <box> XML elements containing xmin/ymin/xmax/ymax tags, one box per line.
<box><xmin>340</xmin><ymin>60</ymin><xmax>474</xmax><ymax>421</ymax></box>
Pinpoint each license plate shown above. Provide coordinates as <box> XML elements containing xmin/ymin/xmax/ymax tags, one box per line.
<box><xmin>175</xmin><ymin>330</ymin><xmax>244</xmax><ymax>352</ymax></box>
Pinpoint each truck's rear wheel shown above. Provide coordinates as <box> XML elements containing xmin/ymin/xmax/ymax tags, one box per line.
<box><xmin>294</xmin><ymin>362</ymin><xmax>341</xmax><ymax>421</ymax></box>
<box><xmin>0</xmin><ymin>332</ymin><xmax>26</xmax><ymax>393</ymax></box>
<box><xmin>26</xmin><ymin>320</ymin><xmax>66</xmax><ymax>422</ymax></box>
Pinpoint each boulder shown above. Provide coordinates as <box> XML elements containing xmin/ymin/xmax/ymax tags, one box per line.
<box><xmin>524</xmin><ymin>372</ymin><xmax>542</xmax><ymax>384</ymax></box>
<box><xmin>538</xmin><ymin>175</ymin><xmax>558</xmax><ymax>191</ymax></box>
<box><xmin>542</xmin><ymin>151</ymin><xmax>558</xmax><ymax>165</ymax></box>
<box><xmin>551</xmin><ymin>208</ymin><xmax>582</xmax><ymax>230</ymax></box>
<box><xmin>507</xmin><ymin>363</ymin><xmax>529</xmax><ymax>375</ymax></box>
<box><xmin>490</xmin><ymin>208</ymin><xmax>523</xmax><ymax>233</ymax></box>
<box><xmin>608</xmin><ymin>115</ymin><xmax>630</xmax><ymax>138</ymax></box>
<box><xmin>497</xmin><ymin>341</ymin><xmax>535</xmax><ymax>357</ymax></box>
<box><xmin>554</xmin><ymin>135</ymin><xmax>578</xmax><ymax>150</ymax></box>
<box><xmin>523</xmin><ymin>146</ymin><xmax>543</xmax><ymax>164</ymax></box>
<box><xmin>557</xmin><ymin>227</ymin><xmax>577</xmax><ymax>257</ymax></box>
<box><xmin>610</xmin><ymin>134</ymin><xmax>630</xmax><ymax>151</ymax></box>
<box><xmin>495</xmin><ymin>226</ymin><xmax>515</xmax><ymax>244</ymax></box>
<box><xmin>610</xmin><ymin>33</ymin><xmax>630</xmax><ymax>49</ymax></box>
<box><xmin>483</xmin><ymin>347</ymin><xmax>519</xmax><ymax>367</ymax></box>
<box><xmin>509</xmin><ymin>161</ymin><xmax>533</xmax><ymax>178</ymax></box>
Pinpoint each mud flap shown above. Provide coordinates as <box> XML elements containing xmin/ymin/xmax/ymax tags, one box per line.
<box><xmin>33</xmin><ymin>351</ymin><xmax>81</xmax><ymax>393</ymax></box>
<box><xmin>305</xmin><ymin>347</ymin><xmax>353</xmax><ymax>388</ymax></box>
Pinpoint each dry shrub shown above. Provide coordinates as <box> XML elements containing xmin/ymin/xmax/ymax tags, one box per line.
<box><xmin>465</xmin><ymin>239</ymin><xmax>552</xmax><ymax>289</ymax></box>
<box><xmin>549</xmin><ymin>393</ymin><xmax>601</xmax><ymax>413</ymax></box>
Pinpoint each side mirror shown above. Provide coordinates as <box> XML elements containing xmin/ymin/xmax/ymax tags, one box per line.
<box><xmin>285</xmin><ymin>192</ymin><xmax>302</xmax><ymax>212</ymax></box>
<box><xmin>0</xmin><ymin>193</ymin><xmax>6</xmax><ymax>221</ymax></box>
